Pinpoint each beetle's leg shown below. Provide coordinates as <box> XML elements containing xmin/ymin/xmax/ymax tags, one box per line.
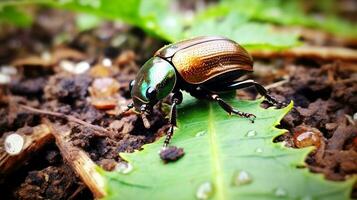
<box><xmin>119</xmin><ymin>102</ymin><xmax>133</xmax><ymax>114</ymax></box>
<box><xmin>190</xmin><ymin>86</ymin><xmax>256</xmax><ymax>122</ymax></box>
<box><xmin>210</xmin><ymin>93</ymin><xmax>256</xmax><ymax>123</ymax></box>
<box><xmin>163</xmin><ymin>91</ymin><xmax>183</xmax><ymax>148</ymax></box>
<box><xmin>220</xmin><ymin>80</ymin><xmax>287</xmax><ymax>108</ymax></box>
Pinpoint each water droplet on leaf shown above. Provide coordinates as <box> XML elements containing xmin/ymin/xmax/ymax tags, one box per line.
<box><xmin>196</xmin><ymin>181</ymin><xmax>213</xmax><ymax>200</ymax></box>
<box><xmin>246</xmin><ymin>130</ymin><xmax>257</xmax><ymax>137</ymax></box>
<box><xmin>115</xmin><ymin>162</ymin><xmax>133</xmax><ymax>174</ymax></box>
<box><xmin>233</xmin><ymin>170</ymin><xmax>252</xmax><ymax>186</ymax></box>
<box><xmin>255</xmin><ymin>148</ymin><xmax>263</xmax><ymax>153</ymax></box>
<box><xmin>274</xmin><ymin>187</ymin><xmax>287</xmax><ymax>197</ymax></box>
<box><xmin>195</xmin><ymin>131</ymin><xmax>206</xmax><ymax>137</ymax></box>
<box><xmin>301</xmin><ymin>196</ymin><xmax>313</xmax><ymax>200</ymax></box>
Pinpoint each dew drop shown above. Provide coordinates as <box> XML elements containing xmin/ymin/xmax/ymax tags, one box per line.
<box><xmin>301</xmin><ymin>196</ymin><xmax>313</xmax><ymax>200</ymax></box>
<box><xmin>293</xmin><ymin>126</ymin><xmax>322</xmax><ymax>148</ymax></box>
<box><xmin>274</xmin><ymin>187</ymin><xmax>287</xmax><ymax>197</ymax></box>
<box><xmin>5</xmin><ymin>133</ymin><xmax>24</xmax><ymax>155</ymax></box>
<box><xmin>255</xmin><ymin>148</ymin><xmax>263</xmax><ymax>153</ymax></box>
<box><xmin>115</xmin><ymin>162</ymin><xmax>133</xmax><ymax>174</ymax></box>
<box><xmin>196</xmin><ymin>181</ymin><xmax>213</xmax><ymax>200</ymax></box>
<box><xmin>0</xmin><ymin>73</ymin><xmax>11</xmax><ymax>84</ymax></box>
<box><xmin>246</xmin><ymin>130</ymin><xmax>257</xmax><ymax>137</ymax></box>
<box><xmin>233</xmin><ymin>170</ymin><xmax>252</xmax><ymax>186</ymax></box>
<box><xmin>195</xmin><ymin>131</ymin><xmax>206</xmax><ymax>137</ymax></box>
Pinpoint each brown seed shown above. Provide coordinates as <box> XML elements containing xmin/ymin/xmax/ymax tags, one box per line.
<box><xmin>89</xmin><ymin>64</ymin><xmax>113</xmax><ymax>77</ymax></box>
<box><xmin>293</xmin><ymin>125</ymin><xmax>323</xmax><ymax>148</ymax></box>
<box><xmin>89</xmin><ymin>77</ymin><xmax>120</xmax><ymax>98</ymax></box>
<box><xmin>91</xmin><ymin>98</ymin><xmax>117</xmax><ymax>110</ymax></box>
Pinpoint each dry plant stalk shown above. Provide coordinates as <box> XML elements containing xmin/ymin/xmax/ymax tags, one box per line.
<box><xmin>47</xmin><ymin>122</ymin><xmax>106</xmax><ymax>198</ymax></box>
<box><xmin>251</xmin><ymin>46</ymin><xmax>357</xmax><ymax>62</ymax></box>
<box><xmin>0</xmin><ymin>124</ymin><xmax>53</xmax><ymax>178</ymax></box>
<box><xmin>276</xmin><ymin>26</ymin><xmax>357</xmax><ymax>47</ymax></box>
<box><xmin>20</xmin><ymin>104</ymin><xmax>113</xmax><ymax>137</ymax></box>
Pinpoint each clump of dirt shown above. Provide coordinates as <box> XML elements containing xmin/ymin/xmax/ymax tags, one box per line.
<box><xmin>15</xmin><ymin>165</ymin><xmax>87</xmax><ymax>200</ymax></box>
<box><xmin>265</xmin><ymin>61</ymin><xmax>357</xmax><ymax>181</ymax></box>
<box><xmin>159</xmin><ymin>146</ymin><xmax>185</xmax><ymax>163</ymax></box>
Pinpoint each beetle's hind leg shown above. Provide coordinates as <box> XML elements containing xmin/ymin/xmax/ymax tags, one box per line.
<box><xmin>219</xmin><ymin>80</ymin><xmax>287</xmax><ymax>108</ymax></box>
<box><xmin>191</xmin><ymin>87</ymin><xmax>256</xmax><ymax>122</ymax></box>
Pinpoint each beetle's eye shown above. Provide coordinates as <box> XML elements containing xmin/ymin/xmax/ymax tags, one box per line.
<box><xmin>129</xmin><ymin>80</ymin><xmax>135</xmax><ymax>92</ymax></box>
<box><xmin>146</xmin><ymin>87</ymin><xmax>157</xmax><ymax>101</ymax></box>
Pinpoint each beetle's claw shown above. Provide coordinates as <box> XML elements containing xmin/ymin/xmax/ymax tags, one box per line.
<box><xmin>276</xmin><ymin>101</ymin><xmax>288</xmax><ymax>109</ymax></box>
<box><xmin>248</xmin><ymin>114</ymin><xmax>256</xmax><ymax>123</ymax></box>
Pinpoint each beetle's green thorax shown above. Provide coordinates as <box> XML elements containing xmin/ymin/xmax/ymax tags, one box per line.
<box><xmin>131</xmin><ymin>57</ymin><xmax>177</xmax><ymax>112</ymax></box>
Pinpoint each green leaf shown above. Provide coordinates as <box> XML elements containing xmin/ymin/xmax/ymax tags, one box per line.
<box><xmin>184</xmin><ymin>13</ymin><xmax>300</xmax><ymax>50</ymax></box>
<box><xmin>50</xmin><ymin>0</ymin><xmax>184</xmax><ymax>41</ymax></box>
<box><xmin>0</xmin><ymin>0</ymin><xmax>298</xmax><ymax>50</ymax></box>
<box><xmin>99</xmin><ymin>95</ymin><xmax>355</xmax><ymax>200</ymax></box>
<box><xmin>75</xmin><ymin>13</ymin><xmax>101</xmax><ymax>31</ymax></box>
<box><xmin>218</xmin><ymin>0</ymin><xmax>357</xmax><ymax>38</ymax></box>
<box><xmin>53</xmin><ymin>0</ymin><xmax>299</xmax><ymax>49</ymax></box>
<box><xmin>0</xmin><ymin>6</ymin><xmax>32</xmax><ymax>27</ymax></box>
<box><xmin>0</xmin><ymin>0</ymin><xmax>184</xmax><ymax>41</ymax></box>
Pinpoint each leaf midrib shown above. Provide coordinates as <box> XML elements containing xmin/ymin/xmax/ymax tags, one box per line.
<box><xmin>208</xmin><ymin>103</ymin><xmax>225</xmax><ymax>200</ymax></box>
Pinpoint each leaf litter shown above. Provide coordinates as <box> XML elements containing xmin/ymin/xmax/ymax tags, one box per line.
<box><xmin>0</xmin><ymin>6</ymin><xmax>356</xmax><ymax>200</ymax></box>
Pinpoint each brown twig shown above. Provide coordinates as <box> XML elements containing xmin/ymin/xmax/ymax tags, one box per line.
<box><xmin>20</xmin><ymin>105</ymin><xmax>113</xmax><ymax>137</ymax></box>
<box><xmin>0</xmin><ymin>124</ymin><xmax>53</xmax><ymax>180</ymax></box>
<box><xmin>264</xmin><ymin>79</ymin><xmax>289</xmax><ymax>90</ymax></box>
<box><xmin>275</xmin><ymin>26</ymin><xmax>357</xmax><ymax>47</ymax></box>
<box><xmin>46</xmin><ymin>122</ymin><xmax>106</xmax><ymax>198</ymax></box>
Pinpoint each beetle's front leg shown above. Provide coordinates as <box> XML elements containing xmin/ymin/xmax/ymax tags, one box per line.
<box><xmin>160</xmin><ymin>91</ymin><xmax>185</xmax><ymax>162</ymax></box>
<box><xmin>163</xmin><ymin>91</ymin><xmax>182</xmax><ymax>148</ymax></box>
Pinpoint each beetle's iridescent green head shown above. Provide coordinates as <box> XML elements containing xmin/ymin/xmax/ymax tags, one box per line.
<box><xmin>130</xmin><ymin>57</ymin><xmax>176</xmax><ymax>115</ymax></box>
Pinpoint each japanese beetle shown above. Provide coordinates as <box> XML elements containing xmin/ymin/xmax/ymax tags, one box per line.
<box><xmin>128</xmin><ymin>36</ymin><xmax>286</xmax><ymax>152</ymax></box>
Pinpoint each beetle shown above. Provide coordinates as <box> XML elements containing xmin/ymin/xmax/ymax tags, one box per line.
<box><xmin>127</xmin><ymin>36</ymin><xmax>286</xmax><ymax>154</ymax></box>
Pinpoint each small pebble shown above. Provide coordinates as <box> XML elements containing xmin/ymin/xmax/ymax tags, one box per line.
<box><xmin>1</xmin><ymin>65</ymin><xmax>17</xmax><ymax>75</ymax></box>
<box><xmin>102</xmin><ymin>58</ymin><xmax>112</xmax><ymax>67</ymax></box>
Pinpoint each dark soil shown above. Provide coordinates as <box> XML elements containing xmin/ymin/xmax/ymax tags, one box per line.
<box><xmin>0</xmin><ymin>9</ymin><xmax>356</xmax><ymax>200</ymax></box>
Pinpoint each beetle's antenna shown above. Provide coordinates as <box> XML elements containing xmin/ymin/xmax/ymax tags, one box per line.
<box><xmin>141</xmin><ymin>113</ymin><xmax>151</xmax><ymax>129</ymax></box>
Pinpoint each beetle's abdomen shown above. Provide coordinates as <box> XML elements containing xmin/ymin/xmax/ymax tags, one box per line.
<box><xmin>171</xmin><ymin>39</ymin><xmax>253</xmax><ymax>84</ymax></box>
